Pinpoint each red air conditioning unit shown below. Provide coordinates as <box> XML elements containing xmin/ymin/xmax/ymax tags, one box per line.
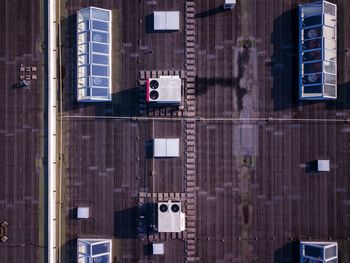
<box><xmin>146</xmin><ymin>76</ymin><xmax>181</xmax><ymax>105</ymax></box>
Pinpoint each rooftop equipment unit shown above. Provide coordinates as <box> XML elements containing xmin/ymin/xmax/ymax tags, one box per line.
<box><xmin>298</xmin><ymin>0</ymin><xmax>337</xmax><ymax>100</ymax></box>
<box><xmin>317</xmin><ymin>159</ymin><xmax>330</xmax><ymax>172</ymax></box>
<box><xmin>300</xmin><ymin>241</ymin><xmax>338</xmax><ymax>262</ymax></box>
<box><xmin>77</xmin><ymin>207</ymin><xmax>90</xmax><ymax>219</ymax></box>
<box><xmin>152</xmin><ymin>243</ymin><xmax>165</xmax><ymax>255</ymax></box>
<box><xmin>153</xmin><ymin>138</ymin><xmax>180</xmax><ymax>158</ymax></box>
<box><xmin>157</xmin><ymin>201</ymin><xmax>185</xmax><ymax>233</ymax></box>
<box><xmin>224</xmin><ymin>0</ymin><xmax>236</xmax><ymax>9</ymax></box>
<box><xmin>146</xmin><ymin>76</ymin><xmax>182</xmax><ymax>105</ymax></box>
<box><xmin>153</xmin><ymin>11</ymin><xmax>180</xmax><ymax>31</ymax></box>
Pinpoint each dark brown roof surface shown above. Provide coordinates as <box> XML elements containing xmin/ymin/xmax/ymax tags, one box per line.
<box><xmin>0</xmin><ymin>0</ymin><xmax>44</xmax><ymax>262</ymax></box>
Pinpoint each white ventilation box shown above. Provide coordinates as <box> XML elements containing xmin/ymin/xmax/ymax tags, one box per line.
<box><xmin>158</xmin><ymin>201</ymin><xmax>185</xmax><ymax>233</ymax></box>
<box><xmin>152</xmin><ymin>243</ymin><xmax>164</xmax><ymax>255</ymax></box>
<box><xmin>224</xmin><ymin>0</ymin><xmax>236</xmax><ymax>9</ymax></box>
<box><xmin>153</xmin><ymin>138</ymin><xmax>179</xmax><ymax>157</ymax></box>
<box><xmin>154</xmin><ymin>11</ymin><xmax>180</xmax><ymax>30</ymax></box>
<box><xmin>317</xmin><ymin>160</ymin><xmax>330</xmax><ymax>172</ymax></box>
<box><xmin>77</xmin><ymin>207</ymin><xmax>90</xmax><ymax>219</ymax></box>
<box><xmin>146</xmin><ymin>76</ymin><xmax>181</xmax><ymax>104</ymax></box>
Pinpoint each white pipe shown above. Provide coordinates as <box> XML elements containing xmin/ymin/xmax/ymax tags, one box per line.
<box><xmin>47</xmin><ymin>0</ymin><xmax>57</xmax><ymax>262</ymax></box>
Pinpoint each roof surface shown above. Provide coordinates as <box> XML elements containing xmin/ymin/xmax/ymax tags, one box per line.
<box><xmin>58</xmin><ymin>0</ymin><xmax>350</xmax><ymax>262</ymax></box>
<box><xmin>0</xmin><ymin>0</ymin><xmax>45</xmax><ymax>262</ymax></box>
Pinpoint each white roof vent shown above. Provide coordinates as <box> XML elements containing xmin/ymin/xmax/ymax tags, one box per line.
<box><xmin>153</xmin><ymin>11</ymin><xmax>180</xmax><ymax>31</ymax></box>
<box><xmin>77</xmin><ymin>207</ymin><xmax>90</xmax><ymax>219</ymax></box>
<box><xmin>152</xmin><ymin>243</ymin><xmax>165</xmax><ymax>255</ymax></box>
<box><xmin>153</xmin><ymin>138</ymin><xmax>180</xmax><ymax>157</ymax></box>
<box><xmin>224</xmin><ymin>0</ymin><xmax>236</xmax><ymax>9</ymax></box>
<box><xmin>147</xmin><ymin>76</ymin><xmax>181</xmax><ymax>104</ymax></box>
<box><xmin>157</xmin><ymin>201</ymin><xmax>185</xmax><ymax>233</ymax></box>
<box><xmin>317</xmin><ymin>159</ymin><xmax>330</xmax><ymax>172</ymax></box>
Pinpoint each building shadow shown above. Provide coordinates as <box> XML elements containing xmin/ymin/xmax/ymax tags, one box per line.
<box><xmin>271</xmin><ymin>8</ymin><xmax>299</xmax><ymax>111</ymax></box>
<box><xmin>60</xmin><ymin>239</ymin><xmax>78</xmax><ymax>263</ymax></box>
<box><xmin>143</xmin><ymin>243</ymin><xmax>152</xmax><ymax>256</ymax></box>
<box><xmin>145</xmin><ymin>139</ymin><xmax>154</xmax><ymax>159</ymax></box>
<box><xmin>195</xmin><ymin>6</ymin><xmax>227</xmax><ymax>18</ymax></box>
<box><xmin>113</xmin><ymin>204</ymin><xmax>157</xmax><ymax>239</ymax></box>
<box><xmin>114</xmin><ymin>207</ymin><xmax>137</xmax><ymax>239</ymax></box>
<box><xmin>274</xmin><ymin>241</ymin><xmax>299</xmax><ymax>263</ymax></box>
<box><xmin>60</xmin><ymin>14</ymin><xmax>79</xmax><ymax>113</ymax></box>
<box><xmin>305</xmin><ymin>160</ymin><xmax>318</xmax><ymax>173</ymax></box>
<box><xmin>145</xmin><ymin>14</ymin><xmax>154</xmax><ymax>33</ymax></box>
<box><xmin>69</xmin><ymin>208</ymin><xmax>77</xmax><ymax>220</ymax></box>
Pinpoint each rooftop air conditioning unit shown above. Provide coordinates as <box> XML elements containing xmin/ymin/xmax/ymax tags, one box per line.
<box><xmin>146</xmin><ymin>76</ymin><xmax>181</xmax><ymax>105</ymax></box>
<box><xmin>157</xmin><ymin>201</ymin><xmax>185</xmax><ymax>232</ymax></box>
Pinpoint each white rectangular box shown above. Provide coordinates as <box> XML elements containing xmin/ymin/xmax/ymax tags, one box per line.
<box><xmin>153</xmin><ymin>138</ymin><xmax>179</xmax><ymax>157</ymax></box>
<box><xmin>317</xmin><ymin>160</ymin><xmax>330</xmax><ymax>172</ymax></box>
<box><xmin>77</xmin><ymin>207</ymin><xmax>90</xmax><ymax>219</ymax></box>
<box><xmin>154</xmin><ymin>11</ymin><xmax>180</xmax><ymax>30</ymax></box>
<box><xmin>166</xmin><ymin>139</ymin><xmax>180</xmax><ymax>157</ymax></box>
<box><xmin>152</xmin><ymin>243</ymin><xmax>164</xmax><ymax>255</ymax></box>
<box><xmin>147</xmin><ymin>76</ymin><xmax>182</xmax><ymax>104</ymax></box>
<box><xmin>158</xmin><ymin>202</ymin><xmax>186</xmax><ymax>232</ymax></box>
<box><xmin>153</xmin><ymin>139</ymin><xmax>167</xmax><ymax>157</ymax></box>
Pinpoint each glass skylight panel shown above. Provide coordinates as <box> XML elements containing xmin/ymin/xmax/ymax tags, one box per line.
<box><xmin>77</xmin><ymin>7</ymin><xmax>112</xmax><ymax>102</ymax></box>
<box><xmin>92</xmin><ymin>54</ymin><xmax>109</xmax><ymax>65</ymax></box>
<box><xmin>78</xmin><ymin>44</ymin><xmax>89</xmax><ymax>54</ymax></box>
<box><xmin>78</xmin><ymin>8</ymin><xmax>90</xmax><ymax>22</ymax></box>
<box><xmin>302</xmin><ymin>2</ymin><xmax>322</xmax><ymax>17</ymax></box>
<box><xmin>77</xmin><ymin>239</ymin><xmax>112</xmax><ymax>263</ymax></box>
<box><xmin>92</xmin><ymin>20</ymin><xmax>109</xmax><ymax>31</ymax></box>
<box><xmin>92</xmin><ymin>65</ymin><xmax>109</xmax><ymax>76</ymax></box>
<box><xmin>78</xmin><ymin>77</ymin><xmax>89</xmax><ymax>88</ymax></box>
<box><xmin>92</xmin><ymin>88</ymin><xmax>108</xmax><ymax>97</ymax></box>
<box><xmin>300</xmin><ymin>241</ymin><xmax>338</xmax><ymax>263</ymax></box>
<box><xmin>299</xmin><ymin>1</ymin><xmax>337</xmax><ymax>100</ymax></box>
<box><xmin>92</xmin><ymin>31</ymin><xmax>109</xmax><ymax>43</ymax></box>
<box><xmin>92</xmin><ymin>243</ymin><xmax>110</xmax><ymax>255</ymax></box>
<box><xmin>91</xmin><ymin>8</ymin><xmax>110</xmax><ymax>21</ymax></box>
<box><xmin>78</xmin><ymin>21</ymin><xmax>89</xmax><ymax>31</ymax></box>
<box><xmin>92</xmin><ymin>43</ymin><xmax>109</xmax><ymax>54</ymax></box>
<box><xmin>92</xmin><ymin>77</ymin><xmax>109</xmax><ymax>87</ymax></box>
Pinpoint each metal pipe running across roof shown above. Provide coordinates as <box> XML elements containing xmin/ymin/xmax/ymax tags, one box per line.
<box><xmin>47</xmin><ymin>0</ymin><xmax>58</xmax><ymax>262</ymax></box>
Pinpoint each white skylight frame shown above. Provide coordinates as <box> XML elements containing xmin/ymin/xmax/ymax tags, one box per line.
<box><xmin>298</xmin><ymin>0</ymin><xmax>337</xmax><ymax>100</ymax></box>
<box><xmin>300</xmin><ymin>241</ymin><xmax>338</xmax><ymax>262</ymax></box>
<box><xmin>77</xmin><ymin>6</ymin><xmax>112</xmax><ymax>102</ymax></box>
<box><xmin>77</xmin><ymin>238</ymin><xmax>112</xmax><ymax>263</ymax></box>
